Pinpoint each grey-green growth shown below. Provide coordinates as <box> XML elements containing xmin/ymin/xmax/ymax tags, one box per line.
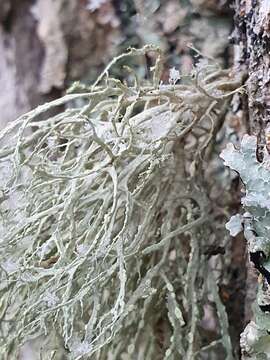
<box><xmin>221</xmin><ymin>135</ymin><xmax>270</xmax><ymax>359</ymax></box>
<box><xmin>0</xmin><ymin>46</ymin><xmax>243</xmax><ymax>359</ymax></box>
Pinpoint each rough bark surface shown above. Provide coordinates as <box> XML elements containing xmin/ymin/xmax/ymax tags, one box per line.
<box><xmin>233</xmin><ymin>0</ymin><xmax>270</xmax><ymax>356</ymax></box>
<box><xmin>0</xmin><ymin>0</ymin><xmax>233</xmax><ymax>129</ymax></box>
<box><xmin>233</xmin><ymin>0</ymin><xmax>270</xmax><ymax>142</ymax></box>
<box><xmin>0</xmin><ymin>0</ymin><xmax>121</xmax><ymax>129</ymax></box>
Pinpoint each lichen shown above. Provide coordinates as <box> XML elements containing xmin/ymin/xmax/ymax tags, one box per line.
<box><xmin>0</xmin><ymin>46</ymin><xmax>243</xmax><ymax>359</ymax></box>
<box><xmin>221</xmin><ymin>135</ymin><xmax>270</xmax><ymax>358</ymax></box>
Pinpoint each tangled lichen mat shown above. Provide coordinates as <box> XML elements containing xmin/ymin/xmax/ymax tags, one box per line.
<box><xmin>0</xmin><ymin>46</ymin><xmax>244</xmax><ymax>359</ymax></box>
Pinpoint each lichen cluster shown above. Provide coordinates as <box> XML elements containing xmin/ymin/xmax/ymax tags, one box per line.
<box><xmin>221</xmin><ymin>135</ymin><xmax>270</xmax><ymax>359</ymax></box>
<box><xmin>0</xmin><ymin>46</ymin><xmax>242</xmax><ymax>359</ymax></box>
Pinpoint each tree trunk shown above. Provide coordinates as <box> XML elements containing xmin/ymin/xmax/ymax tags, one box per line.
<box><xmin>233</xmin><ymin>0</ymin><xmax>270</xmax><ymax>357</ymax></box>
<box><xmin>234</xmin><ymin>0</ymin><xmax>270</xmax><ymax>138</ymax></box>
<box><xmin>234</xmin><ymin>0</ymin><xmax>270</xmax><ymax>312</ymax></box>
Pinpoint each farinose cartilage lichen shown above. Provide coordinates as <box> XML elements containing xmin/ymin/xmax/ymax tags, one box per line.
<box><xmin>0</xmin><ymin>46</ymin><xmax>243</xmax><ymax>359</ymax></box>
<box><xmin>221</xmin><ymin>135</ymin><xmax>270</xmax><ymax>358</ymax></box>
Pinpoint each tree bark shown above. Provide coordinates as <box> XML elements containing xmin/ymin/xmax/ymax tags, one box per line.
<box><xmin>233</xmin><ymin>0</ymin><xmax>270</xmax><ymax>313</ymax></box>
<box><xmin>0</xmin><ymin>0</ymin><xmax>233</xmax><ymax>128</ymax></box>
<box><xmin>233</xmin><ymin>0</ymin><xmax>270</xmax><ymax>357</ymax></box>
<box><xmin>233</xmin><ymin>0</ymin><xmax>270</xmax><ymax>143</ymax></box>
<box><xmin>0</xmin><ymin>0</ymin><xmax>121</xmax><ymax>129</ymax></box>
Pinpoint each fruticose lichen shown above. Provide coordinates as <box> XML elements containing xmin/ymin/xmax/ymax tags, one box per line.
<box><xmin>221</xmin><ymin>135</ymin><xmax>270</xmax><ymax>359</ymax></box>
<box><xmin>0</xmin><ymin>46</ymin><xmax>243</xmax><ymax>359</ymax></box>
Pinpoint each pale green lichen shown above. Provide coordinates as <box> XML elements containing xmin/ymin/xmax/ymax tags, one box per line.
<box><xmin>221</xmin><ymin>135</ymin><xmax>270</xmax><ymax>358</ymax></box>
<box><xmin>0</xmin><ymin>46</ymin><xmax>243</xmax><ymax>359</ymax></box>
